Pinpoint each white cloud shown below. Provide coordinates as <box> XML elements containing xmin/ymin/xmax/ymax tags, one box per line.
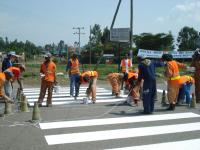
<box><xmin>155</xmin><ymin>0</ymin><xmax>200</xmax><ymax>23</ymax></box>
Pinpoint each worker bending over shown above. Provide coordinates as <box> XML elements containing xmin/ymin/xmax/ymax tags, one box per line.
<box><xmin>79</xmin><ymin>71</ymin><xmax>98</xmax><ymax>103</ymax></box>
<box><xmin>107</xmin><ymin>73</ymin><xmax>124</xmax><ymax>98</ymax></box>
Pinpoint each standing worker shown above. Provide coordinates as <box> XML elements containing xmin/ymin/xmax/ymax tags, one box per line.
<box><xmin>162</xmin><ymin>54</ymin><xmax>186</xmax><ymax>110</ymax></box>
<box><xmin>79</xmin><ymin>71</ymin><xmax>98</xmax><ymax>103</ymax></box>
<box><xmin>137</xmin><ymin>56</ymin><xmax>164</xmax><ymax>114</ymax></box>
<box><xmin>38</xmin><ymin>53</ymin><xmax>56</xmax><ymax>107</ymax></box>
<box><xmin>1</xmin><ymin>52</ymin><xmax>18</xmax><ymax>72</ymax></box>
<box><xmin>0</xmin><ymin>71</ymin><xmax>14</xmax><ymax>116</ymax></box>
<box><xmin>120</xmin><ymin>53</ymin><xmax>133</xmax><ymax>90</ymax></box>
<box><xmin>191</xmin><ymin>48</ymin><xmax>200</xmax><ymax>103</ymax></box>
<box><xmin>107</xmin><ymin>73</ymin><xmax>124</xmax><ymax>98</ymax></box>
<box><xmin>66</xmin><ymin>53</ymin><xmax>80</xmax><ymax>98</ymax></box>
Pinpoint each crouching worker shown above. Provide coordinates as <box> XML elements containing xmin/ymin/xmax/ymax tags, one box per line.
<box><xmin>107</xmin><ymin>73</ymin><xmax>124</xmax><ymax>98</ymax></box>
<box><xmin>0</xmin><ymin>71</ymin><xmax>14</xmax><ymax>116</ymax></box>
<box><xmin>124</xmin><ymin>72</ymin><xmax>142</xmax><ymax>106</ymax></box>
<box><xmin>177</xmin><ymin>75</ymin><xmax>195</xmax><ymax>105</ymax></box>
<box><xmin>79</xmin><ymin>71</ymin><xmax>98</xmax><ymax>103</ymax></box>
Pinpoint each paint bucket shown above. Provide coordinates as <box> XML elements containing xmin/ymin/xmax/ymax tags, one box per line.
<box><xmin>54</xmin><ymin>86</ymin><xmax>60</xmax><ymax>94</ymax></box>
<box><xmin>82</xmin><ymin>97</ymin><xmax>88</xmax><ymax>104</ymax></box>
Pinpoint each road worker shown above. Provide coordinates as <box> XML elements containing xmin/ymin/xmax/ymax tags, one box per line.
<box><xmin>124</xmin><ymin>72</ymin><xmax>141</xmax><ymax>106</ymax></box>
<box><xmin>6</xmin><ymin>64</ymin><xmax>25</xmax><ymax>92</ymax></box>
<box><xmin>137</xmin><ymin>56</ymin><xmax>164</xmax><ymax>114</ymax></box>
<box><xmin>120</xmin><ymin>53</ymin><xmax>133</xmax><ymax>90</ymax></box>
<box><xmin>177</xmin><ymin>75</ymin><xmax>195</xmax><ymax>105</ymax></box>
<box><xmin>162</xmin><ymin>54</ymin><xmax>186</xmax><ymax>111</ymax></box>
<box><xmin>66</xmin><ymin>53</ymin><xmax>80</xmax><ymax>98</ymax></box>
<box><xmin>38</xmin><ymin>53</ymin><xmax>56</xmax><ymax>107</ymax></box>
<box><xmin>79</xmin><ymin>71</ymin><xmax>98</xmax><ymax>103</ymax></box>
<box><xmin>107</xmin><ymin>73</ymin><xmax>124</xmax><ymax>98</ymax></box>
<box><xmin>191</xmin><ymin>48</ymin><xmax>200</xmax><ymax>103</ymax></box>
<box><xmin>0</xmin><ymin>71</ymin><xmax>14</xmax><ymax>116</ymax></box>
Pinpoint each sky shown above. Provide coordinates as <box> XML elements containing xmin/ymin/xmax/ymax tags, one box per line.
<box><xmin>0</xmin><ymin>0</ymin><xmax>200</xmax><ymax>47</ymax></box>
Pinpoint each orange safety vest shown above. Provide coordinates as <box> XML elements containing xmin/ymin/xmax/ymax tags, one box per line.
<box><xmin>7</xmin><ymin>67</ymin><xmax>21</xmax><ymax>80</ymax></box>
<box><xmin>0</xmin><ymin>73</ymin><xmax>6</xmax><ymax>96</ymax></box>
<box><xmin>41</xmin><ymin>61</ymin><xmax>56</xmax><ymax>82</ymax></box>
<box><xmin>70</xmin><ymin>58</ymin><xmax>80</xmax><ymax>74</ymax></box>
<box><xmin>121</xmin><ymin>59</ymin><xmax>132</xmax><ymax>73</ymax></box>
<box><xmin>81</xmin><ymin>71</ymin><xmax>98</xmax><ymax>84</ymax></box>
<box><xmin>179</xmin><ymin>75</ymin><xmax>195</xmax><ymax>85</ymax></box>
<box><xmin>128</xmin><ymin>72</ymin><xmax>138</xmax><ymax>80</ymax></box>
<box><xmin>81</xmin><ymin>71</ymin><xmax>98</xmax><ymax>78</ymax></box>
<box><xmin>167</xmin><ymin>60</ymin><xmax>180</xmax><ymax>85</ymax></box>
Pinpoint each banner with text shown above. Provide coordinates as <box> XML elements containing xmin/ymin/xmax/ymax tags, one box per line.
<box><xmin>137</xmin><ymin>49</ymin><xmax>194</xmax><ymax>59</ymax></box>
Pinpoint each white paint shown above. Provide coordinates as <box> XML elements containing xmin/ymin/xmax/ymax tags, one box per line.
<box><xmin>22</xmin><ymin>87</ymin><xmax>106</xmax><ymax>92</ymax></box>
<box><xmin>105</xmin><ymin>138</ymin><xmax>200</xmax><ymax>150</ymax></box>
<box><xmin>28</xmin><ymin>98</ymin><xmax>125</xmax><ymax>106</ymax></box>
<box><xmin>23</xmin><ymin>89</ymin><xmax>110</xmax><ymax>95</ymax></box>
<box><xmin>45</xmin><ymin>122</ymin><xmax>200</xmax><ymax>145</ymax></box>
<box><xmin>27</xmin><ymin>95</ymin><xmax>126</xmax><ymax>102</ymax></box>
<box><xmin>40</xmin><ymin>112</ymin><xmax>199</xmax><ymax>130</ymax></box>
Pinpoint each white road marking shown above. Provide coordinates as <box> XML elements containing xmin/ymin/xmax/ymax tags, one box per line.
<box><xmin>105</xmin><ymin>138</ymin><xmax>200</xmax><ymax>150</ymax></box>
<box><xmin>40</xmin><ymin>112</ymin><xmax>199</xmax><ymax>129</ymax></box>
<box><xmin>45</xmin><ymin>122</ymin><xmax>200</xmax><ymax>145</ymax></box>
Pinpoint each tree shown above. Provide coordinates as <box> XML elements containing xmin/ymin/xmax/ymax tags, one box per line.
<box><xmin>177</xmin><ymin>26</ymin><xmax>200</xmax><ymax>51</ymax></box>
<box><xmin>133</xmin><ymin>32</ymin><xmax>174</xmax><ymax>51</ymax></box>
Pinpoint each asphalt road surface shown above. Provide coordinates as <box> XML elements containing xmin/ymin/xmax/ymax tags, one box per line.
<box><xmin>0</xmin><ymin>85</ymin><xmax>200</xmax><ymax>150</ymax></box>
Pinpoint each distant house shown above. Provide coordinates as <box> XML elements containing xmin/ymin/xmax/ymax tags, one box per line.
<box><xmin>103</xmin><ymin>54</ymin><xmax>114</xmax><ymax>64</ymax></box>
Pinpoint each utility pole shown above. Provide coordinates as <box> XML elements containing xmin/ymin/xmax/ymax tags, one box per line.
<box><xmin>73</xmin><ymin>27</ymin><xmax>85</xmax><ymax>54</ymax></box>
<box><xmin>130</xmin><ymin>0</ymin><xmax>133</xmax><ymax>49</ymax></box>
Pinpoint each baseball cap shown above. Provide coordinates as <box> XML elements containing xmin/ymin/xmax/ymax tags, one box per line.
<box><xmin>44</xmin><ymin>53</ymin><xmax>52</xmax><ymax>58</ymax></box>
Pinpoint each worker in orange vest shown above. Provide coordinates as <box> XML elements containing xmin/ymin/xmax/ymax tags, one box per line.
<box><xmin>162</xmin><ymin>54</ymin><xmax>187</xmax><ymax>110</ymax></box>
<box><xmin>124</xmin><ymin>72</ymin><xmax>142</xmax><ymax>106</ymax></box>
<box><xmin>177</xmin><ymin>75</ymin><xmax>195</xmax><ymax>105</ymax></box>
<box><xmin>66</xmin><ymin>53</ymin><xmax>80</xmax><ymax>98</ymax></box>
<box><xmin>0</xmin><ymin>71</ymin><xmax>14</xmax><ymax>103</ymax></box>
<box><xmin>120</xmin><ymin>53</ymin><xmax>133</xmax><ymax>90</ymax></box>
<box><xmin>79</xmin><ymin>71</ymin><xmax>98</xmax><ymax>103</ymax></box>
<box><xmin>0</xmin><ymin>70</ymin><xmax>14</xmax><ymax>116</ymax></box>
<box><xmin>38</xmin><ymin>53</ymin><xmax>56</xmax><ymax>107</ymax></box>
<box><xmin>107</xmin><ymin>73</ymin><xmax>124</xmax><ymax>98</ymax></box>
<box><xmin>6</xmin><ymin>64</ymin><xmax>25</xmax><ymax>90</ymax></box>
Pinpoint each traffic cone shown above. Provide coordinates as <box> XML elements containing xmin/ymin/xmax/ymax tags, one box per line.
<box><xmin>32</xmin><ymin>102</ymin><xmax>41</xmax><ymax>121</ymax></box>
<box><xmin>190</xmin><ymin>93</ymin><xmax>196</xmax><ymax>108</ymax></box>
<box><xmin>4</xmin><ymin>102</ymin><xmax>12</xmax><ymax>115</ymax></box>
<box><xmin>161</xmin><ymin>90</ymin><xmax>167</xmax><ymax>107</ymax></box>
<box><xmin>16</xmin><ymin>88</ymin><xmax>21</xmax><ymax>101</ymax></box>
<box><xmin>20</xmin><ymin>95</ymin><xmax>29</xmax><ymax>112</ymax></box>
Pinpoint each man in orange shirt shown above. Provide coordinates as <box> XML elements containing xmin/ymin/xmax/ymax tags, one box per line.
<box><xmin>66</xmin><ymin>53</ymin><xmax>80</xmax><ymax>98</ymax></box>
<box><xmin>0</xmin><ymin>71</ymin><xmax>14</xmax><ymax>116</ymax></box>
<box><xmin>38</xmin><ymin>53</ymin><xmax>56</xmax><ymax>107</ymax></box>
<box><xmin>107</xmin><ymin>73</ymin><xmax>124</xmax><ymax>98</ymax></box>
<box><xmin>120</xmin><ymin>53</ymin><xmax>133</xmax><ymax>91</ymax></box>
<box><xmin>6</xmin><ymin>65</ymin><xmax>25</xmax><ymax>91</ymax></box>
<box><xmin>162</xmin><ymin>54</ymin><xmax>186</xmax><ymax>110</ymax></box>
<box><xmin>79</xmin><ymin>71</ymin><xmax>98</xmax><ymax>103</ymax></box>
<box><xmin>177</xmin><ymin>75</ymin><xmax>194</xmax><ymax>105</ymax></box>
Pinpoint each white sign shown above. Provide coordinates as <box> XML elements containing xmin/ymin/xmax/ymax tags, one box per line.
<box><xmin>137</xmin><ymin>49</ymin><xmax>194</xmax><ymax>59</ymax></box>
<box><xmin>110</xmin><ymin>28</ymin><xmax>130</xmax><ymax>42</ymax></box>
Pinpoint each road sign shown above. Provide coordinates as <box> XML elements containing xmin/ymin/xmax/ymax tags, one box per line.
<box><xmin>110</xmin><ymin>28</ymin><xmax>130</xmax><ymax>42</ymax></box>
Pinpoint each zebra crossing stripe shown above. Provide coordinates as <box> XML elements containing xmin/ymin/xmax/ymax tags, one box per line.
<box><xmin>105</xmin><ymin>138</ymin><xmax>200</xmax><ymax>150</ymax></box>
<box><xmin>45</xmin><ymin>122</ymin><xmax>200</xmax><ymax>145</ymax></box>
<box><xmin>40</xmin><ymin>112</ymin><xmax>199</xmax><ymax>130</ymax></box>
<box><xmin>28</xmin><ymin>98</ymin><xmax>125</xmax><ymax>106</ymax></box>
